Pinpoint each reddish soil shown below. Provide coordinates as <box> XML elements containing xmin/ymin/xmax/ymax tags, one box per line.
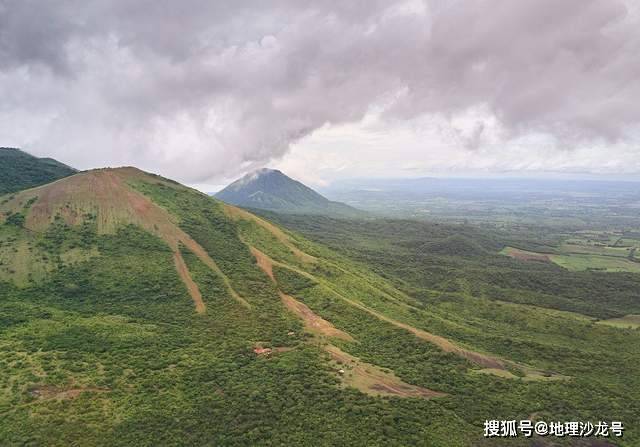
<box><xmin>280</xmin><ymin>292</ymin><xmax>355</xmax><ymax>341</ymax></box>
<box><xmin>224</xmin><ymin>205</ymin><xmax>316</xmax><ymax>263</ymax></box>
<box><xmin>506</xmin><ymin>248</ymin><xmax>551</xmax><ymax>263</ymax></box>
<box><xmin>7</xmin><ymin>168</ymin><xmax>251</xmax><ymax>312</ymax></box>
<box><xmin>249</xmin><ymin>246</ymin><xmax>355</xmax><ymax>340</ymax></box>
<box><xmin>253</xmin><ymin>345</ymin><xmax>294</xmax><ymax>356</ymax></box>
<box><xmin>326</xmin><ymin>345</ymin><xmax>445</xmax><ymax>399</ymax></box>
<box><xmin>253</xmin><ymin>347</ymin><xmax>272</xmax><ymax>355</ymax></box>
<box><xmin>250</xmin><ymin>247</ymin><xmax>275</xmax><ymax>281</ymax></box>
<box><xmin>173</xmin><ymin>252</ymin><xmax>206</xmax><ymax>314</ymax></box>
<box><xmin>315</xmin><ymin>281</ymin><xmax>508</xmax><ymax>370</ymax></box>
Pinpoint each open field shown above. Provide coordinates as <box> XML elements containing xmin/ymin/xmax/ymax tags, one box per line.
<box><xmin>500</xmin><ymin>246</ymin><xmax>552</xmax><ymax>263</ymax></box>
<box><xmin>550</xmin><ymin>253</ymin><xmax>640</xmax><ymax>273</ymax></box>
<box><xmin>598</xmin><ymin>315</ymin><xmax>640</xmax><ymax>329</ymax></box>
<box><xmin>324</xmin><ymin>345</ymin><xmax>446</xmax><ymax>399</ymax></box>
<box><xmin>500</xmin><ymin>229</ymin><xmax>640</xmax><ymax>273</ymax></box>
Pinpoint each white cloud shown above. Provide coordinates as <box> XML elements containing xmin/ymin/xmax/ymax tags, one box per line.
<box><xmin>274</xmin><ymin>108</ymin><xmax>640</xmax><ymax>186</ymax></box>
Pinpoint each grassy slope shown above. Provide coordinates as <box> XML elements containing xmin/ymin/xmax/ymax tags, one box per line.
<box><xmin>0</xmin><ymin>170</ymin><xmax>472</xmax><ymax>446</ymax></box>
<box><xmin>0</xmin><ymin>148</ymin><xmax>76</xmax><ymax>195</ymax></box>
<box><xmin>1</xmin><ymin>171</ymin><xmax>638</xmax><ymax>445</ymax></box>
<box><xmin>262</xmin><ymin>213</ymin><xmax>640</xmax><ymax>445</ymax></box>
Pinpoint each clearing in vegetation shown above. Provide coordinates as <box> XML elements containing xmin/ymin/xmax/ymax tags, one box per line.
<box><xmin>279</xmin><ymin>291</ymin><xmax>355</xmax><ymax>342</ymax></box>
<box><xmin>224</xmin><ymin>204</ymin><xmax>316</xmax><ymax>263</ymax></box>
<box><xmin>501</xmin><ymin>231</ymin><xmax>640</xmax><ymax>273</ymax></box>
<box><xmin>597</xmin><ymin>314</ymin><xmax>640</xmax><ymax>329</ymax></box>
<box><xmin>325</xmin><ymin>345</ymin><xmax>445</xmax><ymax>399</ymax></box>
<box><xmin>251</xmin><ymin>245</ymin><xmax>352</xmax><ymax>341</ymax></box>
<box><xmin>500</xmin><ymin>246</ymin><xmax>551</xmax><ymax>263</ymax></box>
<box><xmin>173</xmin><ymin>252</ymin><xmax>206</xmax><ymax>314</ymax></box>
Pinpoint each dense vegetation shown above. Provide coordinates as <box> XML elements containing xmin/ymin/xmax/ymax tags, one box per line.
<box><xmin>263</xmin><ymin>214</ymin><xmax>640</xmax><ymax>320</ymax></box>
<box><xmin>0</xmin><ymin>148</ymin><xmax>76</xmax><ymax>195</ymax></box>
<box><xmin>1</xmin><ymin>170</ymin><xmax>638</xmax><ymax>446</ymax></box>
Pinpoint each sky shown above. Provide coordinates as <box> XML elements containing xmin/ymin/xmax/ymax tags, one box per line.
<box><xmin>1</xmin><ymin>0</ymin><xmax>639</xmax><ymax>189</ymax></box>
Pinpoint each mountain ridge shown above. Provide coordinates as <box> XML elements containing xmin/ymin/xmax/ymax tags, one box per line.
<box><xmin>0</xmin><ymin>147</ymin><xmax>76</xmax><ymax>195</ymax></box>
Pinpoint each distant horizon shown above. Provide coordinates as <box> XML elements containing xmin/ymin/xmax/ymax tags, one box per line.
<box><xmin>6</xmin><ymin>146</ymin><xmax>640</xmax><ymax>196</ymax></box>
<box><xmin>200</xmin><ymin>169</ymin><xmax>640</xmax><ymax>196</ymax></box>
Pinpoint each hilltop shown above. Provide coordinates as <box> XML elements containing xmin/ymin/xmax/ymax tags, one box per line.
<box><xmin>0</xmin><ymin>147</ymin><xmax>76</xmax><ymax>195</ymax></box>
<box><xmin>216</xmin><ymin>168</ymin><xmax>364</xmax><ymax>217</ymax></box>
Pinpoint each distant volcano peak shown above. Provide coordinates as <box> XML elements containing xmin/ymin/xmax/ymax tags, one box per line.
<box><xmin>216</xmin><ymin>169</ymin><xmax>363</xmax><ymax>217</ymax></box>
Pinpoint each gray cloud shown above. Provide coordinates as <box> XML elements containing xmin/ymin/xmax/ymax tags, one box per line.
<box><xmin>0</xmin><ymin>0</ymin><xmax>638</xmax><ymax>182</ymax></box>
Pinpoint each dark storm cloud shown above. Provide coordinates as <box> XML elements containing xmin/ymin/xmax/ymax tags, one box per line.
<box><xmin>0</xmin><ymin>0</ymin><xmax>638</xmax><ymax>181</ymax></box>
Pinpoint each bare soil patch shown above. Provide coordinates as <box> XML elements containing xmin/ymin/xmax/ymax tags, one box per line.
<box><xmin>29</xmin><ymin>385</ymin><xmax>108</xmax><ymax>401</ymax></box>
<box><xmin>280</xmin><ymin>292</ymin><xmax>355</xmax><ymax>342</ymax></box>
<box><xmin>223</xmin><ymin>204</ymin><xmax>316</xmax><ymax>263</ymax></box>
<box><xmin>325</xmin><ymin>345</ymin><xmax>445</xmax><ymax>399</ymax></box>
<box><xmin>250</xmin><ymin>247</ymin><xmax>275</xmax><ymax>281</ymax></box>
<box><xmin>250</xmin><ymin>246</ymin><xmax>352</xmax><ymax>340</ymax></box>
<box><xmin>253</xmin><ymin>345</ymin><xmax>294</xmax><ymax>356</ymax></box>
<box><xmin>173</xmin><ymin>252</ymin><xmax>206</xmax><ymax>314</ymax></box>
<box><xmin>7</xmin><ymin>168</ymin><xmax>250</xmax><ymax>311</ymax></box>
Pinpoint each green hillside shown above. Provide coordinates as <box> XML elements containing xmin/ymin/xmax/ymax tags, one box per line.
<box><xmin>0</xmin><ymin>169</ymin><xmax>637</xmax><ymax>446</ymax></box>
<box><xmin>216</xmin><ymin>168</ymin><xmax>364</xmax><ymax>217</ymax></box>
<box><xmin>0</xmin><ymin>148</ymin><xmax>76</xmax><ymax>195</ymax></box>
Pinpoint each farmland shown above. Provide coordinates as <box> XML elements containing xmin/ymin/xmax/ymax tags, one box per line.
<box><xmin>501</xmin><ymin>230</ymin><xmax>640</xmax><ymax>273</ymax></box>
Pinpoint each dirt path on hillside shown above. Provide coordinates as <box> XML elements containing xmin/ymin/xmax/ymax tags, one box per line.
<box><xmin>262</xmin><ymin>256</ymin><xmax>558</xmax><ymax>377</ymax></box>
<box><xmin>250</xmin><ymin>246</ymin><xmax>353</xmax><ymax>341</ymax></box>
<box><xmin>325</xmin><ymin>345</ymin><xmax>446</xmax><ymax>399</ymax></box>
<box><xmin>265</xmin><ymin>257</ymin><xmax>508</xmax><ymax>369</ymax></box>
<box><xmin>173</xmin><ymin>252</ymin><xmax>206</xmax><ymax>314</ymax></box>
<box><xmin>224</xmin><ymin>204</ymin><xmax>316</xmax><ymax>263</ymax></box>
<box><xmin>322</xmin><ymin>281</ymin><xmax>564</xmax><ymax>377</ymax></box>
<box><xmin>280</xmin><ymin>291</ymin><xmax>355</xmax><ymax>341</ymax></box>
<box><xmin>354</xmin><ymin>304</ymin><xmax>506</xmax><ymax>369</ymax></box>
<box><xmin>248</xmin><ymin>245</ymin><xmax>447</xmax><ymax>398</ymax></box>
<box><xmin>250</xmin><ymin>247</ymin><xmax>275</xmax><ymax>281</ymax></box>
<box><xmin>181</xmin><ymin>241</ymin><xmax>251</xmax><ymax>309</ymax></box>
